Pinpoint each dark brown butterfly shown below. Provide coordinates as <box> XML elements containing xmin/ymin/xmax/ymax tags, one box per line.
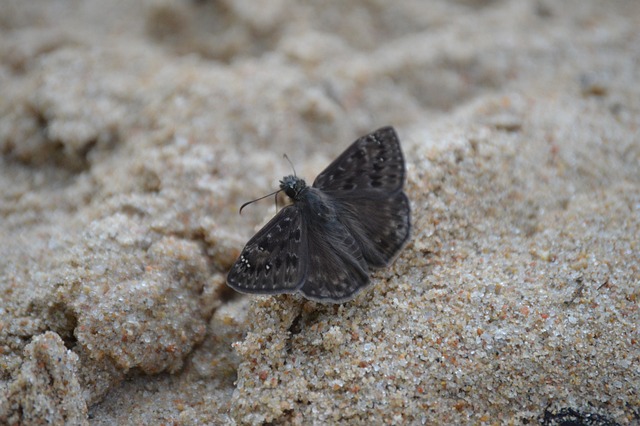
<box><xmin>227</xmin><ymin>126</ymin><xmax>410</xmax><ymax>303</ymax></box>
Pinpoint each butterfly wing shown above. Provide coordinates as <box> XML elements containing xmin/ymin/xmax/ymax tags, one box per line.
<box><xmin>298</xmin><ymin>207</ymin><xmax>370</xmax><ymax>303</ymax></box>
<box><xmin>227</xmin><ymin>205</ymin><xmax>307</xmax><ymax>295</ymax></box>
<box><xmin>330</xmin><ymin>190</ymin><xmax>411</xmax><ymax>268</ymax></box>
<box><xmin>312</xmin><ymin>126</ymin><xmax>405</xmax><ymax>193</ymax></box>
<box><xmin>312</xmin><ymin>126</ymin><xmax>410</xmax><ymax>268</ymax></box>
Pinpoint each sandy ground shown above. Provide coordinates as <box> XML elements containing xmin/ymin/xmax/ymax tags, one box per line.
<box><xmin>1</xmin><ymin>0</ymin><xmax>639</xmax><ymax>424</ymax></box>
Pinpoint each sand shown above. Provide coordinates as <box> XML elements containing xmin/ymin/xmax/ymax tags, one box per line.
<box><xmin>1</xmin><ymin>0</ymin><xmax>638</xmax><ymax>424</ymax></box>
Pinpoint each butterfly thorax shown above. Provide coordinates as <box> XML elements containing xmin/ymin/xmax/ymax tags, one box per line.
<box><xmin>280</xmin><ymin>175</ymin><xmax>336</xmax><ymax>221</ymax></box>
<box><xmin>280</xmin><ymin>175</ymin><xmax>307</xmax><ymax>200</ymax></box>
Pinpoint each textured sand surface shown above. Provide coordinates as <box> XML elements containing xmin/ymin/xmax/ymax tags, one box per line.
<box><xmin>1</xmin><ymin>0</ymin><xmax>638</xmax><ymax>424</ymax></box>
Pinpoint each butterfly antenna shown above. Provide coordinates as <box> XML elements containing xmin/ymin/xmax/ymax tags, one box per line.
<box><xmin>283</xmin><ymin>154</ymin><xmax>297</xmax><ymax>176</ymax></box>
<box><xmin>239</xmin><ymin>189</ymin><xmax>282</xmax><ymax>214</ymax></box>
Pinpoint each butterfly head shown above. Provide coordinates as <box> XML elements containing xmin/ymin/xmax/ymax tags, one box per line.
<box><xmin>280</xmin><ymin>175</ymin><xmax>307</xmax><ymax>200</ymax></box>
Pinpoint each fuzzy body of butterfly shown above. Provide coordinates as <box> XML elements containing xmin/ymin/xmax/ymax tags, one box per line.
<box><xmin>227</xmin><ymin>126</ymin><xmax>411</xmax><ymax>303</ymax></box>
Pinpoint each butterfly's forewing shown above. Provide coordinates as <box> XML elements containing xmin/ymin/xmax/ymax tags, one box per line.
<box><xmin>313</xmin><ymin>126</ymin><xmax>405</xmax><ymax>193</ymax></box>
<box><xmin>227</xmin><ymin>206</ymin><xmax>307</xmax><ymax>294</ymax></box>
<box><xmin>298</xmin><ymin>204</ymin><xmax>370</xmax><ymax>302</ymax></box>
<box><xmin>313</xmin><ymin>126</ymin><xmax>411</xmax><ymax>268</ymax></box>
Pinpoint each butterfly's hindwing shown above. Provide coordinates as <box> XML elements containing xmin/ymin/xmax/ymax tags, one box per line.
<box><xmin>298</xmin><ymin>200</ymin><xmax>370</xmax><ymax>302</ymax></box>
<box><xmin>331</xmin><ymin>190</ymin><xmax>411</xmax><ymax>268</ymax></box>
<box><xmin>313</xmin><ymin>127</ymin><xmax>405</xmax><ymax>193</ymax></box>
<box><xmin>227</xmin><ymin>206</ymin><xmax>307</xmax><ymax>294</ymax></box>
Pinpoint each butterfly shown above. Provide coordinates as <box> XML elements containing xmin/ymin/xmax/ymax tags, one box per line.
<box><xmin>227</xmin><ymin>126</ymin><xmax>411</xmax><ymax>303</ymax></box>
